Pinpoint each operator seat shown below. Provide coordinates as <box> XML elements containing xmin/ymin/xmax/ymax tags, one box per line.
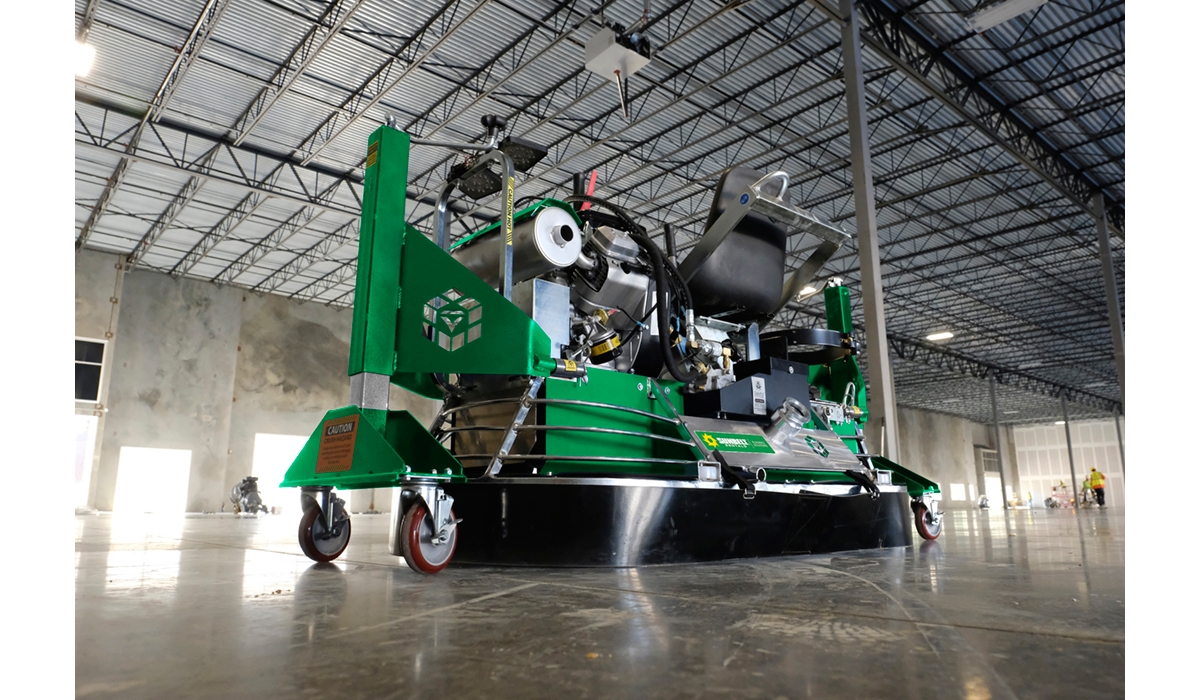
<box><xmin>679</xmin><ymin>166</ymin><xmax>789</xmax><ymax>323</ymax></box>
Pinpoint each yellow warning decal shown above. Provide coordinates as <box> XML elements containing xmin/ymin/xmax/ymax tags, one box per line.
<box><xmin>504</xmin><ymin>177</ymin><xmax>515</xmax><ymax>245</ymax></box>
<box><xmin>563</xmin><ymin>359</ymin><xmax>577</xmax><ymax>372</ymax></box>
<box><xmin>366</xmin><ymin>141</ymin><xmax>378</xmax><ymax>169</ymax></box>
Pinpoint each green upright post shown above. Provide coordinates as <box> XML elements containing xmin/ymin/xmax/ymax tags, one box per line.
<box><xmin>823</xmin><ymin>285</ymin><xmax>854</xmax><ymax>334</ymax></box>
<box><xmin>809</xmin><ymin>285</ymin><xmax>869</xmax><ymax>421</ymax></box>
<box><xmin>349</xmin><ymin>126</ymin><xmax>410</xmax><ymax>432</ymax></box>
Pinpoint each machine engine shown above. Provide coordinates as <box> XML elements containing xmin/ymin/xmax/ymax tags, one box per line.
<box><xmin>451</xmin><ymin>184</ymin><xmax>791</xmax><ymax>399</ymax></box>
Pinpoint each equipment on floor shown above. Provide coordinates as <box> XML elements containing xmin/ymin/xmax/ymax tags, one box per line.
<box><xmin>281</xmin><ymin>116</ymin><xmax>943</xmax><ymax>572</ymax></box>
<box><xmin>229</xmin><ymin>476</ymin><xmax>268</xmax><ymax>515</ymax></box>
<box><xmin>1046</xmin><ymin>480</ymin><xmax>1073</xmax><ymax>508</ymax></box>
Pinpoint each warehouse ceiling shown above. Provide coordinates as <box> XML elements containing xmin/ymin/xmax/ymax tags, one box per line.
<box><xmin>74</xmin><ymin>0</ymin><xmax>1124</xmax><ymax>426</ymax></box>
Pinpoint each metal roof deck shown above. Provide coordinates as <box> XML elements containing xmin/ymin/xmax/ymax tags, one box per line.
<box><xmin>74</xmin><ymin>0</ymin><xmax>1124</xmax><ymax>425</ymax></box>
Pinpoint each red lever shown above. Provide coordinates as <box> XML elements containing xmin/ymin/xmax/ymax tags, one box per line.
<box><xmin>580</xmin><ymin>170</ymin><xmax>598</xmax><ymax>211</ymax></box>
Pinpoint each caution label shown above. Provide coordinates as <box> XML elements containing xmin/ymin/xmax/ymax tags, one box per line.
<box><xmin>697</xmin><ymin>431</ymin><xmax>775</xmax><ymax>454</ymax></box>
<box><xmin>315</xmin><ymin>414</ymin><xmax>360</xmax><ymax>473</ymax></box>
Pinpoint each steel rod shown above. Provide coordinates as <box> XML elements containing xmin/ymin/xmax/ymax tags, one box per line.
<box><xmin>440</xmin><ymin>396</ymin><xmax>678</xmax><ymax>424</ymax></box>
<box><xmin>990</xmin><ymin>374</ymin><xmax>1009</xmax><ymax>510</ymax></box>
<box><xmin>442</xmin><ymin>424</ymin><xmax>697</xmax><ymax>446</ymax></box>
<box><xmin>1062</xmin><ymin>395</ymin><xmax>1080</xmax><ymax>510</ymax></box>
<box><xmin>456</xmin><ymin>454</ymin><xmax>700</xmax><ymax>465</ymax></box>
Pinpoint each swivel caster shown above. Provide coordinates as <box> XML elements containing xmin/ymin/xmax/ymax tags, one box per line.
<box><xmin>912</xmin><ymin>502</ymin><xmax>942</xmax><ymax>541</ymax></box>
<box><xmin>298</xmin><ymin>488</ymin><xmax>350</xmax><ymax>562</ymax></box>
<box><xmin>400</xmin><ymin>503</ymin><xmax>457</xmax><ymax>574</ymax></box>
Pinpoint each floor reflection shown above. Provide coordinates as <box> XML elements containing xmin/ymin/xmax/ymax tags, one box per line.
<box><xmin>76</xmin><ymin>509</ymin><xmax>1124</xmax><ymax>699</ymax></box>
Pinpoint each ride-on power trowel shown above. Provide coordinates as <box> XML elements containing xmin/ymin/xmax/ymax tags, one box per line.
<box><xmin>281</xmin><ymin>117</ymin><xmax>942</xmax><ymax>573</ymax></box>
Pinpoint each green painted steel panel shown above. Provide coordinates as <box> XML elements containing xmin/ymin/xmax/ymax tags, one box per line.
<box><xmin>281</xmin><ymin>405</ymin><xmax>462</xmax><ymax>490</ymax></box>
<box><xmin>824</xmin><ymin>285</ymin><xmax>854</xmax><ymax>334</ymax></box>
<box><xmin>350</xmin><ymin>127</ymin><xmax>408</xmax><ymax>379</ymax></box>
<box><xmin>807</xmin><ymin>285</ymin><xmax>869</xmax><ymax>422</ymax></box>
<box><xmin>541</xmin><ymin>369</ymin><xmax>696</xmax><ymax>476</ymax></box>
<box><xmin>873</xmin><ymin>455</ymin><xmax>940</xmax><ymax>498</ymax></box>
<box><xmin>393</xmin><ymin>231</ymin><xmax>558</xmax><ymax>377</ymax></box>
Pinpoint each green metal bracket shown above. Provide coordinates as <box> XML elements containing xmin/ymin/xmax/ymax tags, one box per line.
<box><xmin>393</xmin><ymin>231</ymin><xmax>558</xmax><ymax>382</ymax></box>
<box><xmin>281</xmin><ymin>406</ymin><xmax>464</xmax><ymax>490</ymax></box>
<box><xmin>872</xmin><ymin>455</ymin><xmax>940</xmax><ymax>498</ymax></box>
<box><xmin>349</xmin><ymin>124</ymin><xmax>558</xmax><ymax>401</ymax></box>
<box><xmin>350</xmin><ymin>126</ymin><xmax>408</xmax><ymax>379</ymax></box>
<box><xmin>808</xmin><ymin>284</ymin><xmax>869</xmax><ymax>422</ymax></box>
<box><xmin>541</xmin><ymin>370</ymin><xmax>696</xmax><ymax>477</ymax></box>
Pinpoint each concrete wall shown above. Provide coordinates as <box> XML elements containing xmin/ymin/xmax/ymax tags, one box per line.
<box><xmin>895</xmin><ymin>406</ymin><xmax>1020</xmax><ymax>509</ymax></box>
<box><xmin>80</xmin><ymin>263</ymin><xmax>439</xmax><ymax>513</ymax></box>
<box><xmin>94</xmin><ymin>271</ymin><xmax>243</xmax><ymax>512</ymax></box>
<box><xmin>75</xmin><ymin>250</ymin><xmax>126</xmax><ymax>506</ymax></box>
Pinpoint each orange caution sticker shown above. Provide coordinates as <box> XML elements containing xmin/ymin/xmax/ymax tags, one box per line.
<box><xmin>315</xmin><ymin>414</ymin><xmax>359</xmax><ymax>473</ymax></box>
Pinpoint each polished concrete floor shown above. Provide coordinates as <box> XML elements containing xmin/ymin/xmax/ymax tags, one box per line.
<box><xmin>76</xmin><ymin>507</ymin><xmax>1124</xmax><ymax>699</ymax></box>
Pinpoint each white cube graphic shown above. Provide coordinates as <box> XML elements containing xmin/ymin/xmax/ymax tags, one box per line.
<box><xmin>423</xmin><ymin>288</ymin><xmax>482</xmax><ymax>351</ymax></box>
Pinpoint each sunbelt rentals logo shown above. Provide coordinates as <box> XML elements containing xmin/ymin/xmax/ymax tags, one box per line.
<box><xmin>699</xmin><ymin>432</ymin><xmax>754</xmax><ymax>450</ymax></box>
<box><xmin>423</xmin><ymin>288</ymin><xmax>482</xmax><ymax>352</ymax></box>
<box><xmin>696</xmin><ymin>431</ymin><xmax>773</xmax><ymax>453</ymax></box>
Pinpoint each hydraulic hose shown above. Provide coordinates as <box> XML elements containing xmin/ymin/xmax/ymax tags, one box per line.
<box><xmin>562</xmin><ymin>194</ymin><xmax>694</xmax><ymax>311</ymax></box>
<box><xmin>642</xmin><ymin>235</ymin><xmax>697</xmax><ymax>383</ymax></box>
<box><xmin>564</xmin><ymin>194</ymin><xmax>697</xmax><ymax>383</ymax></box>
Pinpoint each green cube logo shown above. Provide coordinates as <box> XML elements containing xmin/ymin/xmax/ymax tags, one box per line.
<box><xmin>805</xmin><ymin>435</ymin><xmax>829</xmax><ymax>458</ymax></box>
<box><xmin>423</xmin><ymin>288</ymin><xmax>482</xmax><ymax>352</ymax></box>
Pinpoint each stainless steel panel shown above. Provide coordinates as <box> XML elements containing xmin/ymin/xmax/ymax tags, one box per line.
<box><xmin>681</xmin><ymin>416</ymin><xmax>864</xmax><ymax>472</ymax></box>
<box><xmin>513</xmin><ymin>277</ymin><xmax>571</xmax><ymax>358</ymax></box>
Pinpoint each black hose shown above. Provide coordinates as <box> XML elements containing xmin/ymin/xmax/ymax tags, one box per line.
<box><xmin>562</xmin><ymin>194</ymin><xmax>695</xmax><ymax>311</ymax></box>
<box><xmin>643</xmin><ymin>238</ymin><xmax>696</xmax><ymax>383</ymax></box>
<box><xmin>563</xmin><ymin>194</ymin><xmax>697</xmax><ymax>383</ymax></box>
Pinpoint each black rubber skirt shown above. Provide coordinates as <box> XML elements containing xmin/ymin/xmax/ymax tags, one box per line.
<box><xmin>443</xmin><ymin>478</ymin><xmax>913</xmax><ymax>567</ymax></box>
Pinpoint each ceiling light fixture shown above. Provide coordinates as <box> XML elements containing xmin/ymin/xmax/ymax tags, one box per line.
<box><xmin>926</xmin><ymin>331</ymin><xmax>954</xmax><ymax>341</ymax></box>
<box><xmin>1054</xmin><ymin>421</ymin><xmax>1065</xmax><ymax>425</ymax></box>
<box><xmin>965</xmin><ymin>0</ymin><xmax>1048</xmax><ymax>34</ymax></box>
<box><xmin>76</xmin><ymin>41</ymin><xmax>95</xmax><ymax>77</ymax></box>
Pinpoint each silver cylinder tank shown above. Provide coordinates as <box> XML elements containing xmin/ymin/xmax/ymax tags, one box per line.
<box><xmin>452</xmin><ymin>206</ymin><xmax>583</xmax><ymax>287</ymax></box>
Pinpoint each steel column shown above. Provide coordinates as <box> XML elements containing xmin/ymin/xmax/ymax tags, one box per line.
<box><xmin>1061</xmin><ymin>395</ymin><xmax>1080</xmax><ymax>510</ymax></box>
<box><xmin>989</xmin><ymin>374</ymin><xmax>1009</xmax><ymax>510</ymax></box>
<box><xmin>840</xmin><ymin>0</ymin><xmax>899</xmax><ymax>458</ymax></box>
<box><xmin>1113</xmin><ymin>409</ymin><xmax>1124</xmax><ymax>472</ymax></box>
<box><xmin>1093</xmin><ymin>191</ymin><xmax>1125</xmax><ymax>406</ymax></box>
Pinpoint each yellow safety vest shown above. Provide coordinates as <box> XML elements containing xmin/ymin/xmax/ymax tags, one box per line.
<box><xmin>1089</xmin><ymin>471</ymin><xmax>1106</xmax><ymax>489</ymax></box>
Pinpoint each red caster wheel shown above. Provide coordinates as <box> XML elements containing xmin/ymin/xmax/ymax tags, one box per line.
<box><xmin>913</xmin><ymin>502</ymin><xmax>942</xmax><ymax>541</ymax></box>
<box><xmin>298</xmin><ymin>505</ymin><xmax>351</xmax><ymax>562</ymax></box>
<box><xmin>400</xmin><ymin>503</ymin><xmax>457</xmax><ymax>574</ymax></box>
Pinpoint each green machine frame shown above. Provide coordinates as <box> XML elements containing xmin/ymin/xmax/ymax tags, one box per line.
<box><xmin>282</xmin><ymin>124</ymin><xmax>941</xmax><ymax>570</ymax></box>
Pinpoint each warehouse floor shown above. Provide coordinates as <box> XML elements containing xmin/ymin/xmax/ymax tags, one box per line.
<box><xmin>75</xmin><ymin>507</ymin><xmax>1124</xmax><ymax>699</ymax></box>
